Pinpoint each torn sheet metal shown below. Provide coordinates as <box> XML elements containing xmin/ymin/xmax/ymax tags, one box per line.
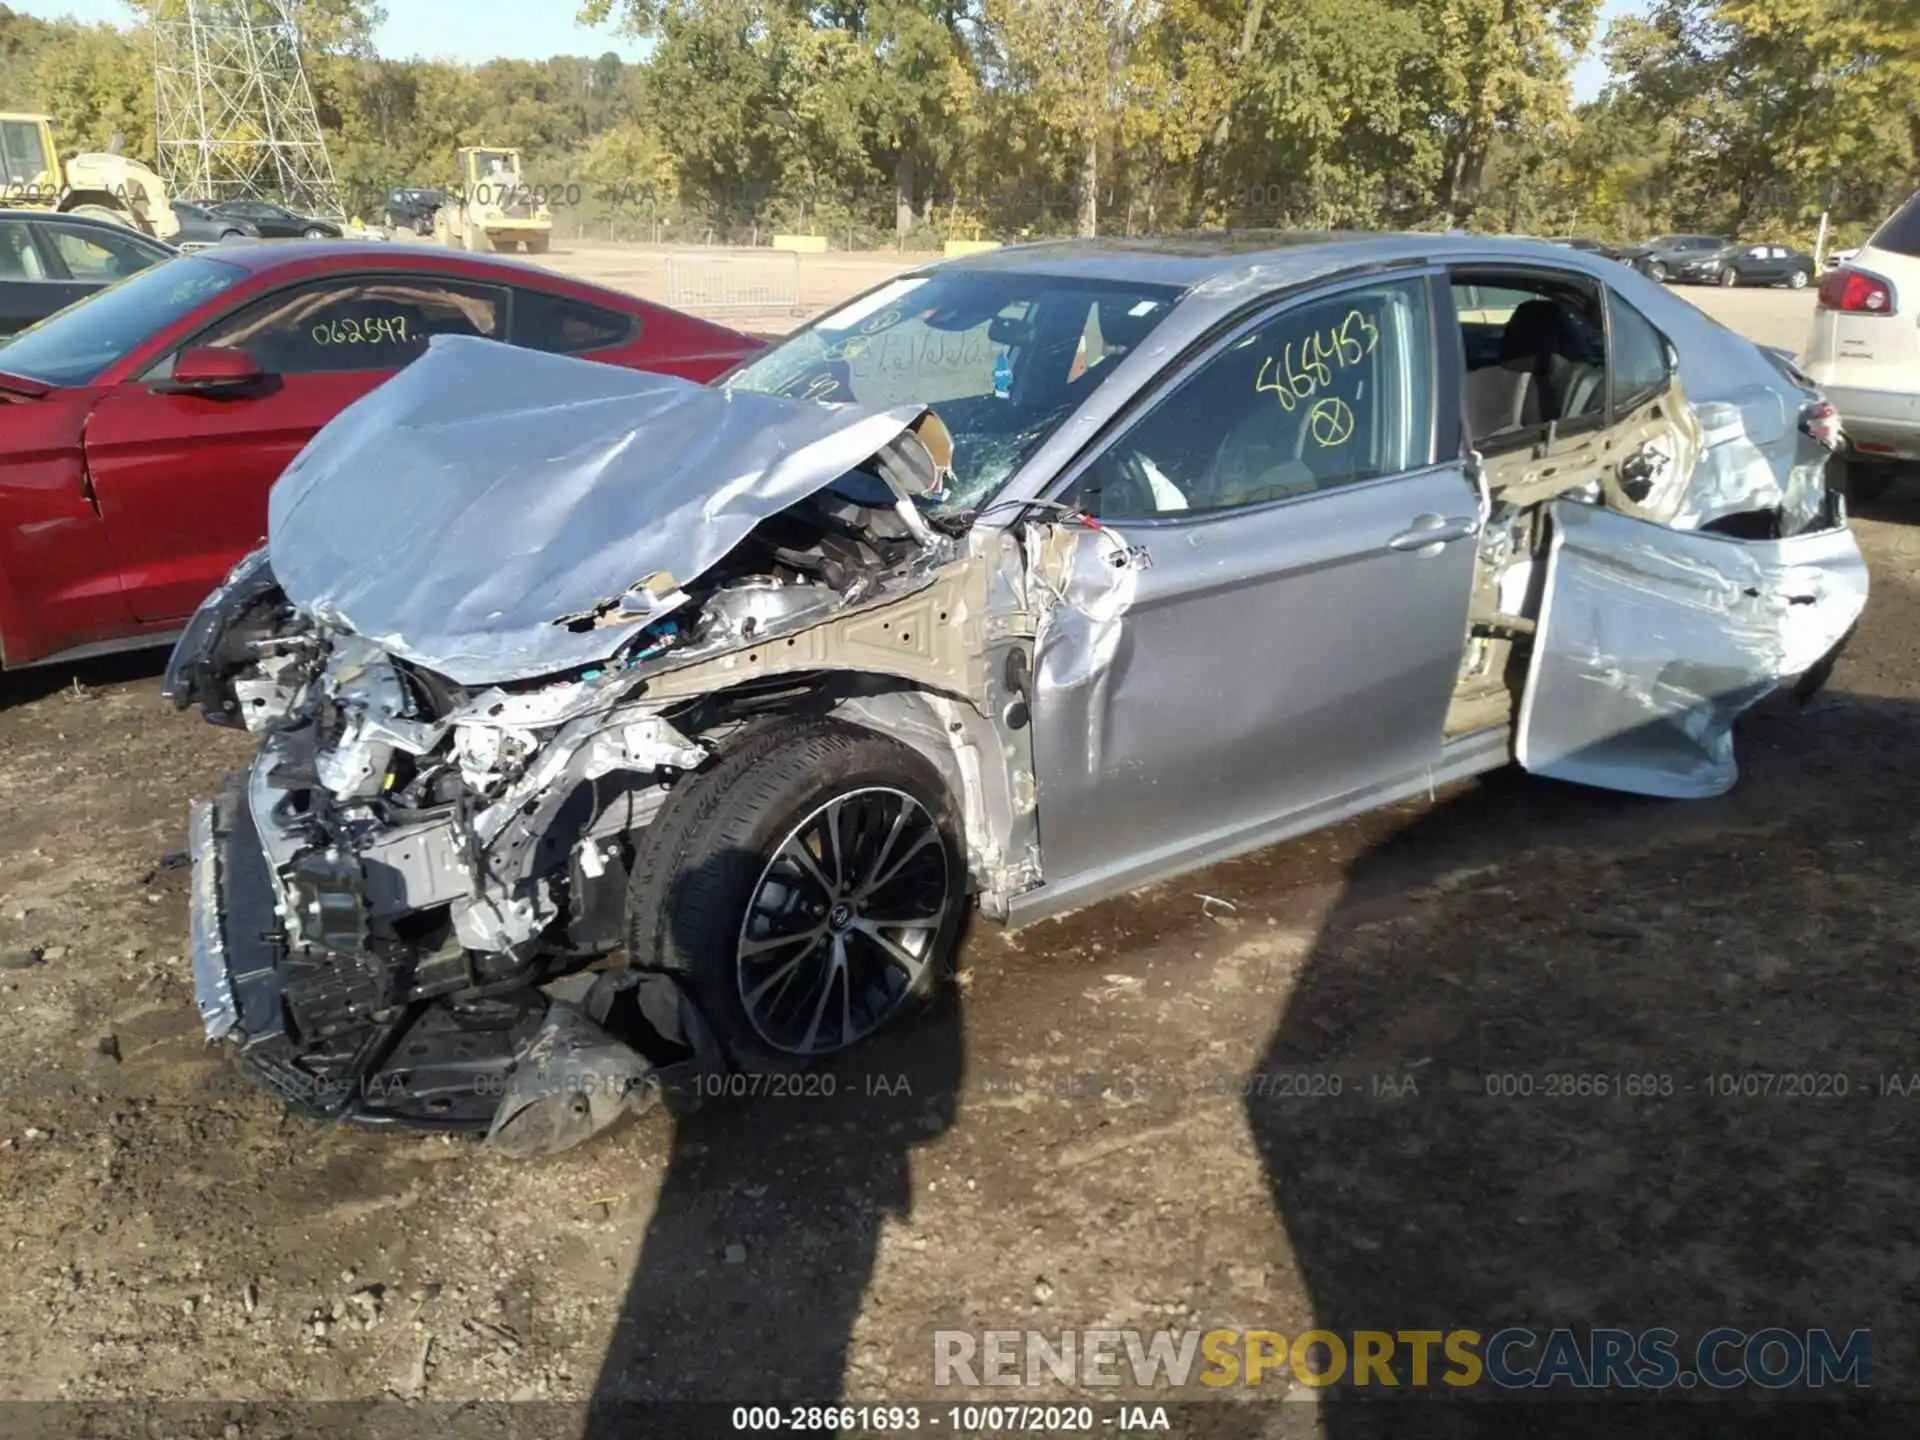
<box><xmin>268</xmin><ymin>335</ymin><xmax>943</xmax><ymax>686</ymax></box>
<box><xmin>1664</xmin><ymin>395</ymin><xmax>1825</xmax><ymax>535</ymax></box>
<box><xmin>1515</xmin><ymin>499</ymin><xmax>1868</xmax><ymax>799</ymax></box>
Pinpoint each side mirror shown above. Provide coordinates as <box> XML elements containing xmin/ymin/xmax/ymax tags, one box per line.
<box><xmin>151</xmin><ymin>345</ymin><xmax>265</xmax><ymax>396</ymax></box>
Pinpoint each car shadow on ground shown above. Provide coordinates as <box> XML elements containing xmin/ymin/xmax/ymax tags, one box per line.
<box><xmin>1246</xmin><ymin>686</ymin><xmax>1915</xmax><ymax>1433</ymax></box>
<box><xmin>577</xmin><ymin>667</ymin><xmax>1910</xmax><ymax>1430</ymax></box>
<box><xmin>583</xmin><ymin>881</ymin><xmax>967</xmax><ymax>1433</ymax></box>
<box><xmin>0</xmin><ymin>646</ymin><xmax>169</xmax><ymax>707</ymax></box>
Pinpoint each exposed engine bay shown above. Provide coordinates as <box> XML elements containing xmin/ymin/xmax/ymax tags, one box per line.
<box><xmin>169</xmin><ymin>339</ymin><xmax>1043</xmax><ymax>1157</ymax></box>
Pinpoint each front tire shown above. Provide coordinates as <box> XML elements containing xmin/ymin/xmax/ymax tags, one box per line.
<box><xmin>303</xmin><ymin>226</ymin><xmax>328</xmax><ymax>239</ymax></box>
<box><xmin>1720</xmin><ymin>267</ymin><xmax>1738</xmax><ymax>287</ymax></box>
<box><xmin>1648</xmin><ymin>260</ymin><xmax>1667</xmax><ymax>283</ymax></box>
<box><xmin>1789</xmin><ymin>268</ymin><xmax>1810</xmax><ymax>290</ymax></box>
<box><xmin>625</xmin><ymin>717</ymin><xmax>966</xmax><ymax>1071</ymax></box>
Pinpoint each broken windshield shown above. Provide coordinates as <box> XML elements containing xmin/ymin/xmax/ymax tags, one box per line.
<box><xmin>723</xmin><ymin>271</ymin><xmax>1182</xmax><ymax>514</ymax></box>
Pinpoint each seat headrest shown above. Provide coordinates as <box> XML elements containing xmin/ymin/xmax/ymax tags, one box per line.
<box><xmin>1499</xmin><ymin>298</ymin><xmax>1576</xmax><ymax>365</ymax></box>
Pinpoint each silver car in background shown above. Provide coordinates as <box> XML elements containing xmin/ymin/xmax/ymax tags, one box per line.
<box><xmin>166</xmin><ymin>233</ymin><xmax>1866</xmax><ymax>1156</ymax></box>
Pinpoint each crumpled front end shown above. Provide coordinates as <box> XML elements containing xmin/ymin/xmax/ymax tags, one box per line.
<box><xmin>168</xmin><ymin>342</ymin><xmax>990</xmax><ymax>1154</ymax></box>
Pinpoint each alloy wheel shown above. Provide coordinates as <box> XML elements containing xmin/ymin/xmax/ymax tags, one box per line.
<box><xmin>736</xmin><ymin>787</ymin><xmax>952</xmax><ymax>1056</ymax></box>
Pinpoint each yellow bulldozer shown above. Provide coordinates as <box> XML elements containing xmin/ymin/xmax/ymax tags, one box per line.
<box><xmin>433</xmin><ymin>146</ymin><xmax>552</xmax><ymax>254</ymax></box>
<box><xmin>0</xmin><ymin>113</ymin><xmax>179</xmax><ymax>241</ymax></box>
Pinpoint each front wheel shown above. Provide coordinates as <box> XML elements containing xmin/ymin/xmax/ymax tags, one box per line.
<box><xmin>1648</xmin><ymin>261</ymin><xmax>1667</xmax><ymax>282</ymax></box>
<box><xmin>1789</xmin><ymin>268</ymin><xmax>1810</xmax><ymax>290</ymax></box>
<box><xmin>625</xmin><ymin>717</ymin><xmax>966</xmax><ymax>1071</ymax></box>
<box><xmin>303</xmin><ymin>226</ymin><xmax>328</xmax><ymax>239</ymax></box>
<box><xmin>1720</xmin><ymin>267</ymin><xmax>1739</xmax><ymax>287</ymax></box>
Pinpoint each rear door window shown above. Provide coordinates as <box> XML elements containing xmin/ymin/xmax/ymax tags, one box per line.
<box><xmin>1608</xmin><ymin>292</ymin><xmax>1671</xmax><ymax>412</ymax></box>
<box><xmin>45</xmin><ymin>224</ymin><xmax>165</xmax><ymax>281</ymax></box>
<box><xmin>510</xmin><ymin>288</ymin><xmax>635</xmax><ymax>354</ymax></box>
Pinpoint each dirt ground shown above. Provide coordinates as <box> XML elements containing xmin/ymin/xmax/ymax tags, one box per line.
<box><xmin>0</xmin><ymin>260</ymin><xmax>1904</xmax><ymax>1432</ymax></box>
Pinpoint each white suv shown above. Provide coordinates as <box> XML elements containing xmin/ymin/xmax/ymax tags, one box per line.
<box><xmin>1803</xmin><ymin>191</ymin><xmax>1920</xmax><ymax>499</ymax></box>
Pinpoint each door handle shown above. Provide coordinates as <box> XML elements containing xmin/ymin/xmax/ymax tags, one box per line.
<box><xmin>1388</xmin><ymin>514</ymin><xmax>1481</xmax><ymax>552</ymax></box>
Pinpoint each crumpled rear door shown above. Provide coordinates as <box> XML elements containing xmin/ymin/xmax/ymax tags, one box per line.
<box><xmin>1514</xmin><ymin>499</ymin><xmax>1868</xmax><ymax>798</ymax></box>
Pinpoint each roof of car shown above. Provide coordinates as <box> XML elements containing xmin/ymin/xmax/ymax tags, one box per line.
<box><xmin>174</xmin><ymin>238</ymin><xmax>683</xmax><ymax>316</ymax></box>
<box><xmin>189</xmin><ymin>238</ymin><xmax>565</xmax><ymax>278</ymax></box>
<box><xmin>927</xmin><ymin>229</ymin><xmax>1610</xmax><ymax>291</ymax></box>
<box><xmin>0</xmin><ymin>207</ymin><xmax>173</xmax><ymax>235</ymax></box>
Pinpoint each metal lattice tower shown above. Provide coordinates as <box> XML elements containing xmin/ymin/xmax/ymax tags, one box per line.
<box><xmin>152</xmin><ymin>0</ymin><xmax>346</xmax><ymax>219</ymax></box>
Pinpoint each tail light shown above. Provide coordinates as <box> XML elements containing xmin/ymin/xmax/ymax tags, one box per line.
<box><xmin>1816</xmin><ymin>266</ymin><xmax>1896</xmax><ymax>315</ymax></box>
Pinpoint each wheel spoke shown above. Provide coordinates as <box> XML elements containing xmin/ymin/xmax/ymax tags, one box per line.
<box><xmin>743</xmin><ymin>946</ymin><xmax>812</xmax><ymax>1009</ymax></box>
<box><xmin>863</xmin><ymin>802</ymin><xmax>912</xmax><ymax>895</ymax></box>
<box><xmin>800</xmin><ymin>935</ymin><xmax>848</xmax><ymax>1053</ymax></box>
<box><xmin>823</xmin><ymin>798</ymin><xmax>848</xmax><ymax>892</ymax></box>
<box><xmin>861</xmin><ymin>825</ymin><xmax>938</xmax><ymax>900</ymax></box>
<box><xmin>777</xmin><ymin>834</ymin><xmax>835</xmax><ymax>899</ymax></box>
<box><xmin>740</xmin><ymin>925</ymin><xmax>824</xmax><ymax>959</ymax></box>
<box><xmin>852</xmin><ymin>918</ymin><xmax>929</xmax><ymax>986</ymax></box>
<box><xmin>856</xmin><ymin>913</ymin><xmax>940</xmax><ymax>931</ymax></box>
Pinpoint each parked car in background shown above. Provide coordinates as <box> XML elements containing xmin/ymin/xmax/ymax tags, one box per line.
<box><xmin>1803</xmin><ymin>190</ymin><xmax>1920</xmax><ymax>500</ymax></box>
<box><xmin>170</xmin><ymin>200</ymin><xmax>262</xmax><ymax>250</ymax></box>
<box><xmin>1550</xmin><ymin>236</ymin><xmax>1623</xmax><ymax>262</ymax></box>
<box><xmin>1619</xmin><ymin>234</ymin><xmax>1731</xmax><ymax>282</ymax></box>
<box><xmin>1670</xmin><ymin>241</ymin><xmax>1815</xmax><ymax>289</ymax></box>
<box><xmin>1827</xmin><ymin>246</ymin><xmax>1860</xmax><ymax>268</ymax></box>
<box><xmin>0</xmin><ymin>208</ymin><xmax>174</xmax><ymax>335</ymax></box>
<box><xmin>0</xmin><ymin>241</ymin><xmax>763</xmax><ymax>670</ymax></box>
<box><xmin>164</xmin><ymin>235</ymin><xmax>1863</xmax><ymax>1153</ymax></box>
<box><xmin>383</xmin><ymin>188</ymin><xmax>445</xmax><ymax>235</ymax></box>
<box><xmin>208</xmin><ymin>199</ymin><xmax>342</xmax><ymax>239</ymax></box>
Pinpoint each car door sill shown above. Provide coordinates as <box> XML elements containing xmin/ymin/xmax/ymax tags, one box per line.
<box><xmin>15</xmin><ymin>628</ymin><xmax>183</xmax><ymax>670</ymax></box>
<box><xmin>1001</xmin><ymin>723</ymin><xmax>1513</xmax><ymax>930</ymax></box>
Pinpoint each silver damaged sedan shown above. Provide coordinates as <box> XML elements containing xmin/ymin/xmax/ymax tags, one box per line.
<box><xmin>166</xmin><ymin>233</ymin><xmax>1867</xmax><ymax>1155</ymax></box>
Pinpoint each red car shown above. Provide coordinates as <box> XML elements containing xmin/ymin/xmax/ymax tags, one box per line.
<box><xmin>0</xmin><ymin>241</ymin><xmax>761</xmax><ymax>669</ymax></box>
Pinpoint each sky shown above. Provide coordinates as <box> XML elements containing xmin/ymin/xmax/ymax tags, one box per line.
<box><xmin>16</xmin><ymin>0</ymin><xmax>1634</xmax><ymax>90</ymax></box>
<box><xmin>7</xmin><ymin>0</ymin><xmax>651</xmax><ymax>63</ymax></box>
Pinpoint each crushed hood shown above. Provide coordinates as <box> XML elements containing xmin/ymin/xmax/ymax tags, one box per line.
<box><xmin>268</xmin><ymin>335</ymin><xmax>941</xmax><ymax>686</ymax></box>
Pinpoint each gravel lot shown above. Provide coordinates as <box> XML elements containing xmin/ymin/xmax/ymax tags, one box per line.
<box><xmin>0</xmin><ymin>254</ymin><xmax>1901</xmax><ymax>1431</ymax></box>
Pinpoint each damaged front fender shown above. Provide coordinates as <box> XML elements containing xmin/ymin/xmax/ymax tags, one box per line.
<box><xmin>1515</xmin><ymin>498</ymin><xmax>1868</xmax><ymax>799</ymax></box>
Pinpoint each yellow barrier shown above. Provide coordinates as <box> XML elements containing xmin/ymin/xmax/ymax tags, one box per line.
<box><xmin>943</xmin><ymin>239</ymin><xmax>1001</xmax><ymax>258</ymax></box>
<box><xmin>771</xmin><ymin>234</ymin><xmax>828</xmax><ymax>254</ymax></box>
